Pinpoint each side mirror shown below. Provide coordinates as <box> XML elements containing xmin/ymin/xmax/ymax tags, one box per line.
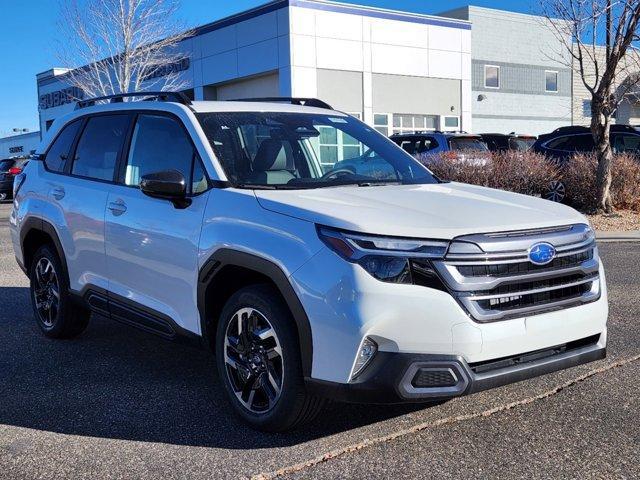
<box><xmin>140</xmin><ymin>169</ymin><xmax>191</xmax><ymax>208</ymax></box>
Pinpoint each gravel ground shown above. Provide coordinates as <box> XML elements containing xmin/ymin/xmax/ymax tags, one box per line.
<box><xmin>587</xmin><ymin>210</ymin><xmax>640</xmax><ymax>231</ymax></box>
<box><xmin>0</xmin><ymin>202</ymin><xmax>638</xmax><ymax>480</ymax></box>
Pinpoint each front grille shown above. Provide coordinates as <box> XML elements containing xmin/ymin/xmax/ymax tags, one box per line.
<box><xmin>476</xmin><ymin>281</ymin><xmax>593</xmax><ymax>312</ymax></box>
<box><xmin>433</xmin><ymin>224</ymin><xmax>601</xmax><ymax>322</ymax></box>
<box><xmin>456</xmin><ymin>250</ymin><xmax>592</xmax><ymax>277</ymax></box>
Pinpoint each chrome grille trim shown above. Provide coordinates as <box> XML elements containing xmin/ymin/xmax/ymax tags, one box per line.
<box><xmin>433</xmin><ymin>224</ymin><xmax>601</xmax><ymax>322</ymax></box>
<box><xmin>459</xmin><ymin>275</ymin><xmax>598</xmax><ymax>301</ymax></box>
<box><xmin>436</xmin><ymin>258</ymin><xmax>599</xmax><ymax>292</ymax></box>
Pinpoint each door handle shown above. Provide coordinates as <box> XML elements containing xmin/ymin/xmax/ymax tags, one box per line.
<box><xmin>108</xmin><ymin>199</ymin><xmax>127</xmax><ymax>216</ymax></box>
<box><xmin>51</xmin><ymin>187</ymin><xmax>65</xmax><ymax>200</ymax></box>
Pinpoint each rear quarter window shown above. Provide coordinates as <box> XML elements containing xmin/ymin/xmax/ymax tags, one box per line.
<box><xmin>44</xmin><ymin>119</ymin><xmax>82</xmax><ymax>173</ymax></box>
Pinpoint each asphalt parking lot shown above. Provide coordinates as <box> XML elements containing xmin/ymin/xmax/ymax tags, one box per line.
<box><xmin>0</xmin><ymin>202</ymin><xmax>638</xmax><ymax>480</ymax></box>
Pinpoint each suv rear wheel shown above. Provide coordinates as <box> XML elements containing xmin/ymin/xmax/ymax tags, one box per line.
<box><xmin>29</xmin><ymin>245</ymin><xmax>90</xmax><ymax>338</ymax></box>
<box><xmin>216</xmin><ymin>285</ymin><xmax>325</xmax><ymax>432</ymax></box>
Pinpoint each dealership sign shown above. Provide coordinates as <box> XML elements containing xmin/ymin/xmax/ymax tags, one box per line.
<box><xmin>142</xmin><ymin>58</ymin><xmax>190</xmax><ymax>81</ymax></box>
<box><xmin>39</xmin><ymin>87</ymin><xmax>85</xmax><ymax>110</ymax></box>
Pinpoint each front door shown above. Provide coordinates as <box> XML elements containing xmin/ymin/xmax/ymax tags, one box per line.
<box><xmin>104</xmin><ymin>112</ymin><xmax>210</xmax><ymax>335</ymax></box>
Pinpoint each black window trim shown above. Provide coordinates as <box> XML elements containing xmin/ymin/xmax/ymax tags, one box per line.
<box><xmin>41</xmin><ymin>118</ymin><xmax>85</xmax><ymax>176</ymax></box>
<box><xmin>40</xmin><ymin>110</ymin><xmax>212</xmax><ymax>195</ymax></box>
<box><xmin>543</xmin><ymin>133</ymin><xmax>594</xmax><ymax>153</ymax></box>
<box><xmin>115</xmin><ymin>109</ymin><xmax>212</xmax><ymax>198</ymax></box>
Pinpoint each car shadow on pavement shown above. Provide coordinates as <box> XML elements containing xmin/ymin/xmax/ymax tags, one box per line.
<box><xmin>0</xmin><ymin>286</ymin><xmax>425</xmax><ymax>448</ymax></box>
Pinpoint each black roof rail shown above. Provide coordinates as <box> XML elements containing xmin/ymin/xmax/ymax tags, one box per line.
<box><xmin>75</xmin><ymin>91</ymin><xmax>193</xmax><ymax>110</ymax></box>
<box><xmin>230</xmin><ymin>97</ymin><xmax>333</xmax><ymax>110</ymax></box>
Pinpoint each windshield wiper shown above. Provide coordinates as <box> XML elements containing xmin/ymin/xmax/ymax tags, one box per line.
<box><xmin>356</xmin><ymin>181</ymin><xmax>402</xmax><ymax>187</ymax></box>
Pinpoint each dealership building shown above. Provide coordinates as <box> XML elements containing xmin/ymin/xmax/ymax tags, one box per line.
<box><xmin>31</xmin><ymin>0</ymin><xmax>640</xmax><ymax>143</ymax></box>
<box><xmin>0</xmin><ymin>131</ymin><xmax>40</xmax><ymax>159</ymax></box>
<box><xmin>37</xmin><ymin>0</ymin><xmax>473</xmax><ymax>137</ymax></box>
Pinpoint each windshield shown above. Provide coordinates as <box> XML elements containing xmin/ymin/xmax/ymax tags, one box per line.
<box><xmin>196</xmin><ymin>112</ymin><xmax>438</xmax><ymax>189</ymax></box>
<box><xmin>448</xmin><ymin>137</ymin><xmax>489</xmax><ymax>152</ymax></box>
<box><xmin>509</xmin><ymin>137</ymin><xmax>535</xmax><ymax>151</ymax></box>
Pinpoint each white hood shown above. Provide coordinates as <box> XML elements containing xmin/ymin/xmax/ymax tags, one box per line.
<box><xmin>255</xmin><ymin>182</ymin><xmax>588</xmax><ymax>240</ymax></box>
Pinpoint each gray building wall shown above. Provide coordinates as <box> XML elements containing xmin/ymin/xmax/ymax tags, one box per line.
<box><xmin>316</xmin><ymin>69</ymin><xmax>363</xmax><ymax>113</ymax></box>
<box><xmin>371</xmin><ymin>74</ymin><xmax>461</xmax><ymax>116</ymax></box>
<box><xmin>440</xmin><ymin>6</ymin><xmax>573</xmax><ymax>135</ymax></box>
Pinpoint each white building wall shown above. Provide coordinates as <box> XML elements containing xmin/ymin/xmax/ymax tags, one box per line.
<box><xmin>0</xmin><ymin>131</ymin><xmax>41</xmax><ymax>158</ymax></box>
<box><xmin>288</xmin><ymin>4</ymin><xmax>472</xmax><ymax>132</ymax></box>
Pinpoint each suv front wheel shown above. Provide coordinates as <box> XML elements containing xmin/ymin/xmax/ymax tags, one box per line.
<box><xmin>216</xmin><ymin>285</ymin><xmax>325</xmax><ymax>432</ymax></box>
<box><xmin>29</xmin><ymin>245</ymin><xmax>90</xmax><ymax>338</ymax></box>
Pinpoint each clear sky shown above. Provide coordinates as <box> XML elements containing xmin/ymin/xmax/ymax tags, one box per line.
<box><xmin>0</xmin><ymin>0</ymin><xmax>539</xmax><ymax>136</ymax></box>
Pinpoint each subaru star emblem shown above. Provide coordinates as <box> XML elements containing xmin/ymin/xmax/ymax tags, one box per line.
<box><xmin>528</xmin><ymin>242</ymin><xmax>556</xmax><ymax>265</ymax></box>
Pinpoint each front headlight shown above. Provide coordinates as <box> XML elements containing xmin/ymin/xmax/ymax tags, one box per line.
<box><xmin>317</xmin><ymin>226</ymin><xmax>449</xmax><ymax>289</ymax></box>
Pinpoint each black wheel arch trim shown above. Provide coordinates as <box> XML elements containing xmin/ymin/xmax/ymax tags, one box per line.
<box><xmin>198</xmin><ymin>248</ymin><xmax>314</xmax><ymax>377</ymax></box>
<box><xmin>20</xmin><ymin>217</ymin><xmax>69</xmax><ymax>282</ymax></box>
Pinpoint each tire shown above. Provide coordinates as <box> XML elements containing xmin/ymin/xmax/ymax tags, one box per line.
<box><xmin>216</xmin><ymin>284</ymin><xmax>325</xmax><ymax>432</ymax></box>
<box><xmin>544</xmin><ymin>180</ymin><xmax>566</xmax><ymax>203</ymax></box>
<box><xmin>29</xmin><ymin>245</ymin><xmax>90</xmax><ymax>339</ymax></box>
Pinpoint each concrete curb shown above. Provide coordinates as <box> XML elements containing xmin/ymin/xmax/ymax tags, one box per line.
<box><xmin>596</xmin><ymin>230</ymin><xmax>640</xmax><ymax>242</ymax></box>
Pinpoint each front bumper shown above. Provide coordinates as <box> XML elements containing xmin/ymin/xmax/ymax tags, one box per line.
<box><xmin>306</xmin><ymin>334</ymin><xmax>606</xmax><ymax>404</ymax></box>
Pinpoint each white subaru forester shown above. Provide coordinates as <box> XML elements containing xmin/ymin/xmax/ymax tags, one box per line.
<box><xmin>10</xmin><ymin>93</ymin><xmax>608</xmax><ymax>431</ymax></box>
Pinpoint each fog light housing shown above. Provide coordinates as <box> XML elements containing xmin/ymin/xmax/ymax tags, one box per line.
<box><xmin>350</xmin><ymin>337</ymin><xmax>378</xmax><ymax>381</ymax></box>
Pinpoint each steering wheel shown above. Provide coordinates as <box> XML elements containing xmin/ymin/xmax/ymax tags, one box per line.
<box><xmin>321</xmin><ymin>168</ymin><xmax>356</xmax><ymax>180</ymax></box>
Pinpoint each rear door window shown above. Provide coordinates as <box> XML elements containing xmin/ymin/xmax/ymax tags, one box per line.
<box><xmin>449</xmin><ymin>137</ymin><xmax>488</xmax><ymax>151</ymax></box>
<box><xmin>570</xmin><ymin>134</ymin><xmax>595</xmax><ymax>152</ymax></box>
<box><xmin>72</xmin><ymin>115</ymin><xmax>129</xmax><ymax>181</ymax></box>
<box><xmin>44</xmin><ymin>119</ymin><xmax>82</xmax><ymax>173</ymax></box>
<box><xmin>546</xmin><ymin>134</ymin><xmax>594</xmax><ymax>152</ymax></box>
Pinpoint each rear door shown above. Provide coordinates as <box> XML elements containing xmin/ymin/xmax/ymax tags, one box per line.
<box><xmin>47</xmin><ymin>113</ymin><xmax>131</xmax><ymax>293</ymax></box>
<box><xmin>104</xmin><ymin>112</ymin><xmax>210</xmax><ymax>335</ymax></box>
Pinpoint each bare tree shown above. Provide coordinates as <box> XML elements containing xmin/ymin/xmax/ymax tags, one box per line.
<box><xmin>543</xmin><ymin>0</ymin><xmax>640</xmax><ymax>213</ymax></box>
<box><xmin>57</xmin><ymin>0</ymin><xmax>192</xmax><ymax>100</ymax></box>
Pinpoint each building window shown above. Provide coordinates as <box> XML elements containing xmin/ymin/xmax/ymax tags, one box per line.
<box><xmin>484</xmin><ymin>65</ymin><xmax>500</xmax><ymax>89</ymax></box>
<box><xmin>392</xmin><ymin>114</ymin><xmax>437</xmax><ymax>134</ymax></box>
<box><xmin>317</xmin><ymin>125</ymin><xmax>364</xmax><ymax>173</ymax></box>
<box><xmin>444</xmin><ymin>116</ymin><xmax>460</xmax><ymax>129</ymax></box>
<box><xmin>374</xmin><ymin>114</ymin><xmax>389</xmax><ymax>136</ymax></box>
<box><xmin>545</xmin><ymin>71</ymin><xmax>558</xmax><ymax>92</ymax></box>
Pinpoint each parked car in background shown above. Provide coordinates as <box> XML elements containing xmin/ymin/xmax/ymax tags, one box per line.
<box><xmin>390</xmin><ymin>132</ymin><xmax>490</xmax><ymax>164</ymax></box>
<box><xmin>532</xmin><ymin>125</ymin><xmax>640</xmax><ymax>160</ymax></box>
<box><xmin>0</xmin><ymin>157</ymin><xmax>29</xmax><ymax>201</ymax></box>
<box><xmin>532</xmin><ymin>125</ymin><xmax>640</xmax><ymax>203</ymax></box>
<box><xmin>479</xmin><ymin>133</ymin><xmax>536</xmax><ymax>152</ymax></box>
